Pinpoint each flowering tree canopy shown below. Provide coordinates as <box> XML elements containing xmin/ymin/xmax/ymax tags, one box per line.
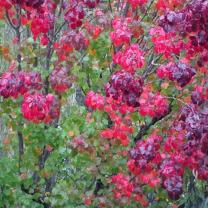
<box><xmin>0</xmin><ymin>0</ymin><xmax>208</xmax><ymax>207</ymax></box>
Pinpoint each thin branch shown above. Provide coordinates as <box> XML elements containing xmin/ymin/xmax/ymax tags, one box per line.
<box><xmin>123</xmin><ymin>2</ymin><xmax>130</xmax><ymax>16</ymax></box>
<box><xmin>17</xmin><ymin>131</ymin><xmax>24</xmax><ymax>173</ymax></box>
<box><xmin>55</xmin><ymin>21</ymin><xmax>67</xmax><ymax>38</ymax></box>
<box><xmin>134</xmin><ymin>103</ymin><xmax>172</xmax><ymax>142</ymax></box>
<box><xmin>142</xmin><ymin>54</ymin><xmax>162</xmax><ymax>80</ymax></box>
<box><xmin>5</xmin><ymin>10</ymin><xmax>18</xmax><ymax>30</ymax></box>
<box><xmin>21</xmin><ymin>184</ymin><xmax>51</xmax><ymax>208</ymax></box>
<box><xmin>58</xmin><ymin>0</ymin><xmax>64</xmax><ymax>17</ymax></box>
<box><xmin>108</xmin><ymin>0</ymin><xmax>113</xmax><ymax>12</ymax></box>
<box><xmin>139</xmin><ymin>0</ymin><xmax>155</xmax><ymax>23</ymax></box>
<box><xmin>39</xmin><ymin>146</ymin><xmax>52</xmax><ymax>169</ymax></box>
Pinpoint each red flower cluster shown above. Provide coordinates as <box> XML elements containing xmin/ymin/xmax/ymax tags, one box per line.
<box><xmin>111</xmin><ymin>172</ymin><xmax>149</xmax><ymax>206</ymax></box>
<box><xmin>83</xmin><ymin>0</ymin><xmax>99</xmax><ymax>8</ymax></box>
<box><xmin>64</xmin><ymin>0</ymin><xmax>99</xmax><ymax>29</ymax></box>
<box><xmin>0</xmin><ymin>0</ymin><xmax>12</xmax><ymax>9</ymax></box>
<box><xmin>9</xmin><ymin>1</ymin><xmax>55</xmax><ymax>40</ymax></box>
<box><xmin>64</xmin><ymin>1</ymin><xmax>85</xmax><ymax>29</ymax></box>
<box><xmin>177</xmin><ymin>101</ymin><xmax>208</xmax><ymax>180</ymax></box>
<box><xmin>128</xmin><ymin>132</ymin><xmax>186</xmax><ymax>200</ymax></box>
<box><xmin>105</xmin><ymin>70</ymin><xmax>143</xmax><ymax>107</ymax></box>
<box><xmin>150</xmin><ymin>87</ymin><xmax>207</xmax><ymax>198</ymax></box>
<box><xmin>101</xmin><ymin>122</ymin><xmax>133</xmax><ymax>146</ymax></box>
<box><xmin>128</xmin><ymin>134</ymin><xmax>162</xmax><ymax>177</ymax></box>
<box><xmin>26</xmin><ymin>0</ymin><xmax>44</xmax><ymax>8</ymax></box>
<box><xmin>162</xmin><ymin>174</ymin><xmax>183</xmax><ymax>200</ymax></box>
<box><xmin>150</xmin><ymin>27</ymin><xmax>184</xmax><ymax>58</ymax></box>
<box><xmin>94</xmin><ymin>9</ymin><xmax>110</xmax><ymax>29</ymax></box>
<box><xmin>84</xmin><ymin>21</ymin><xmax>103</xmax><ymax>39</ymax></box>
<box><xmin>50</xmin><ymin>65</ymin><xmax>72</xmax><ymax>93</ymax></box>
<box><xmin>85</xmin><ymin>91</ymin><xmax>105</xmax><ymax>110</ymax></box>
<box><xmin>156</xmin><ymin>0</ymin><xmax>184</xmax><ymax>11</ymax></box>
<box><xmin>2</xmin><ymin>0</ymin><xmax>44</xmax><ymax>8</ymax></box>
<box><xmin>111</xmin><ymin>173</ymin><xmax>134</xmax><ymax>199</ymax></box>
<box><xmin>110</xmin><ymin>17</ymin><xmax>132</xmax><ymax>47</ymax></box>
<box><xmin>139</xmin><ymin>90</ymin><xmax>169</xmax><ymax>118</ymax></box>
<box><xmin>157</xmin><ymin>61</ymin><xmax>196</xmax><ymax>87</ymax></box>
<box><xmin>128</xmin><ymin>0</ymin><xmax>147</xmax><ymax>9</ymax></box>
<box><xmin>161</xmin><ymin>135</ymin><xmax>185</xmax><ymax>199</ymax></box>
<box><xmin>102</xmin><ymin>97</ymin><xmax>135</xmax><ymax>146</ymax></box>
<box><xmin>0</xmin><ymin>71</ymin><xmax>42</xmax><ymax>98</ymax></box>
<box><xmin>54</xmin><ymin>31</ymin><xmax>89</xmax><ymax>61</ymax></box>
<box><xmin>191</xmin><ymin>85</ymin><xmax>206</xmax><ymax>105</ymax></box>
<box><xmin>30</xmin><ymin>14</ymin><xmax>52</xmax><ymax>40</ymax></box>
<box><xmin>21</xmin><ymin>92</ymin><xmax>60</xmax><ymax>124</ymax></box>
<box><xmin>85</xmin><ymin>91</ymin><xmax>135</xmax><ymax>145</ymax></box>
<box><xmin>196</xmin><ymin>51</ymin><xmax>208</xmax><ymax>68</ymax></box>
<box><xmin>113</xmin><ymin>44</ymin><xmax>144</xmax><ymax>72</ymax></box>
<box><xmin>158</xmin><ymin>0</ymin><xmax>208</xmax><ymax>68</ymax></box>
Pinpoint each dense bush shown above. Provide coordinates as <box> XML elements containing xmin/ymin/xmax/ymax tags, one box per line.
<box><xmin>0</xmin><ymin>0</ymin><xmax>208</xmax><ymax>207</ymax></box>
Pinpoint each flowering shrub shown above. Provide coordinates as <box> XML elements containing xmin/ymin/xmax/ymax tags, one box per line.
<box><xmin>0</xmin><ymin>0</ymin><xmax>208</xmax><ymax>207</ymax></box>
